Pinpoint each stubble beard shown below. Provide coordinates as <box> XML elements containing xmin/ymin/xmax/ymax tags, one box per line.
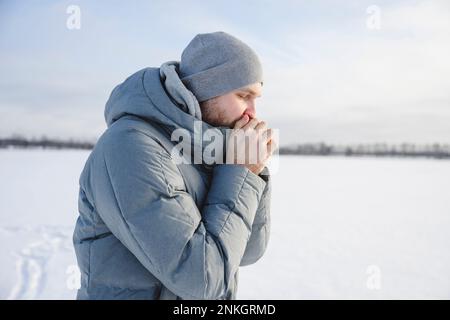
<box><xmin>200</xmin><ymin>98</ymin><xmax>232</xmax><ymax>128</ymax></box>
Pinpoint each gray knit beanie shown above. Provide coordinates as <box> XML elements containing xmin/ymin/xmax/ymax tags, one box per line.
<box><xmin>179</xmin><ymin>31</ymin><xmax>263</xmax><ymax>102</ymax></box>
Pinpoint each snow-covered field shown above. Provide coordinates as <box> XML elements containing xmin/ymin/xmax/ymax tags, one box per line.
<box><xmin>0</xmin><ymin>149</ymin><xmax>449</xmax><ymax>299</ymax></box>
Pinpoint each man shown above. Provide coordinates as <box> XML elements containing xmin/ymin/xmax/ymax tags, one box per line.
<box><xmin>73</xmin><ymin>31</ymin><xmax>275</xmax><ymax>300</ymax></box>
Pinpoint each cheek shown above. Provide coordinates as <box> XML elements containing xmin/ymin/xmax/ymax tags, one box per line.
<box><xmin>229</xmin><ymin>99</ymin><xmax>246</xmax><ymax>115</ymax></box>
<box><xmin>215</xmin><ymin>96</ymin><xmax>246</xmax><ymax>123</ymax></box>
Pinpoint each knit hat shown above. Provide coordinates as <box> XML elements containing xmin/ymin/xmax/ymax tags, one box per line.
<box><xmin>179</xmin><ymin>31</ymin><xmax>263</xmax><ymax>102</ymax></box>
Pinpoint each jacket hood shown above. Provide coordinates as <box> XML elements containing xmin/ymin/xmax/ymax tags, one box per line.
<box><xmin>104</xmin><ymin>62</ymin><xmax>228</xmax><ymax>165</ymax></box>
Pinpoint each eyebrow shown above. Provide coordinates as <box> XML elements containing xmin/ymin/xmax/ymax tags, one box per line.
<box><xmin>239</xmin><ymin>88</ymin><xmax>262</xmax><ymax>97</ymax></box>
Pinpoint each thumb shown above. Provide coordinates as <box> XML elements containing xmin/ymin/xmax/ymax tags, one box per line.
<box><xmin>234</xmin><ymin>114</ymin><xmax>249</xmax><ymax>129</ymax></box>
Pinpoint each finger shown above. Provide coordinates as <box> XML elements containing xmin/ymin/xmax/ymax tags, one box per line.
<box><xmin>254</xmin><ymin>120</ymin><xmax>267</xmax><ymax>131</ymax></box>
<box><xmin>260</xmin><ymin>128</ymin><xmax>274</xmax><ymax>143</ymax></box>
<box><xmin>267</xmin><ymin>139</ymin><xmax>277</xmax><ymax>156</ymax></box>
<box><xmin>234</xmin><ymin>114</ymin><xmax>249</xmax><ymax>129</ymax></box>
<box><xmin>258</xmin><ymin>138</ymin><xmax>274</xmax><ymax>162</ymax></box>
<box><xmin>242</xmin><ymin>117</ymin><xmax>259</xmax><ymax>131</ymax></box>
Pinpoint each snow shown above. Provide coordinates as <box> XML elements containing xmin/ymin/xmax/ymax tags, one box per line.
<box><xmin>0</xmin><ymin>150</ymin><xmax>449</xmax><ymax>299</ymax></box>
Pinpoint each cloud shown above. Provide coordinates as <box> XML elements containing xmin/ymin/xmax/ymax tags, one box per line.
<box><xmin>253</xmin><ymin>0</ymin><xmax>450</xmax><ymax>144</ymax></box>
<box><xmin>0</xmin><ymin>0</ymin><xmax>449</xmax><ymax>144</ymax></box>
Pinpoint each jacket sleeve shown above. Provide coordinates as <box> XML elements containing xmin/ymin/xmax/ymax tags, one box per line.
<box><xmin>92</xmin><ymin>129</ymin><xmax>266</xmax><ymax>300</ymax></box>
<box><xmin>240</xmin><ymin>167</ymin><xmax>272</xmax><ymax>266</ymax></box>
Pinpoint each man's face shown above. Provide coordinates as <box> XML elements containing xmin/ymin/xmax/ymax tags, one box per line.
<box><xmin>199</xmin><ymin>82</ymin><xmax>262</xmax><ymax>128</ymax></box>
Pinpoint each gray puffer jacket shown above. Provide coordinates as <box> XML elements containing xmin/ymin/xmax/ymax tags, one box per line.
<box><xmin>73</xmin><ymin>62</ymin><xmax>271</xmax><ymax>300</ymax></box>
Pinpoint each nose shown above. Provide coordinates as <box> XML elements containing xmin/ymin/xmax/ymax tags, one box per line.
<box><xmin>244</xmin><ymin>101</ymin><xmax>256</xmax><ymax>119</ymax></box>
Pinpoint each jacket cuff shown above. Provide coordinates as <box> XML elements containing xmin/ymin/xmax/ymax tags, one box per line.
<box><xmin>258</xmin><ymin>166</ymin><xmax>270</xmax><ymax>183</ymax></box>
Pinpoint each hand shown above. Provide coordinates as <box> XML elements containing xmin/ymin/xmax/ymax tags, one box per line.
<box><xmin>226</xmin><ymin>114</ymin><xmax>275</xmax><ymax>175</ymax></box>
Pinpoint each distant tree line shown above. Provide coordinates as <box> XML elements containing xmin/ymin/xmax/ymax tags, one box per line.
<box><xmin>1</xmin><ymin>136</ymin><xmax>450</xmax><ymax>159</ymax></box>
<box><xmin>0</xmin><ymin>135</ymin><xmax>94</xmax><ymax>150</ymax></box>
<box><xmin>279</xmin><ymin>142</ymin><xmax>450</xmax><ymax>159</ymax></box>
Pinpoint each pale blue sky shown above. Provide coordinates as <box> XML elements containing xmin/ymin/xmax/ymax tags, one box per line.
<box><xmin>1</xmin><ymin>0</ymin><xmax>449</xmax><ymax>144</ymax></box>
